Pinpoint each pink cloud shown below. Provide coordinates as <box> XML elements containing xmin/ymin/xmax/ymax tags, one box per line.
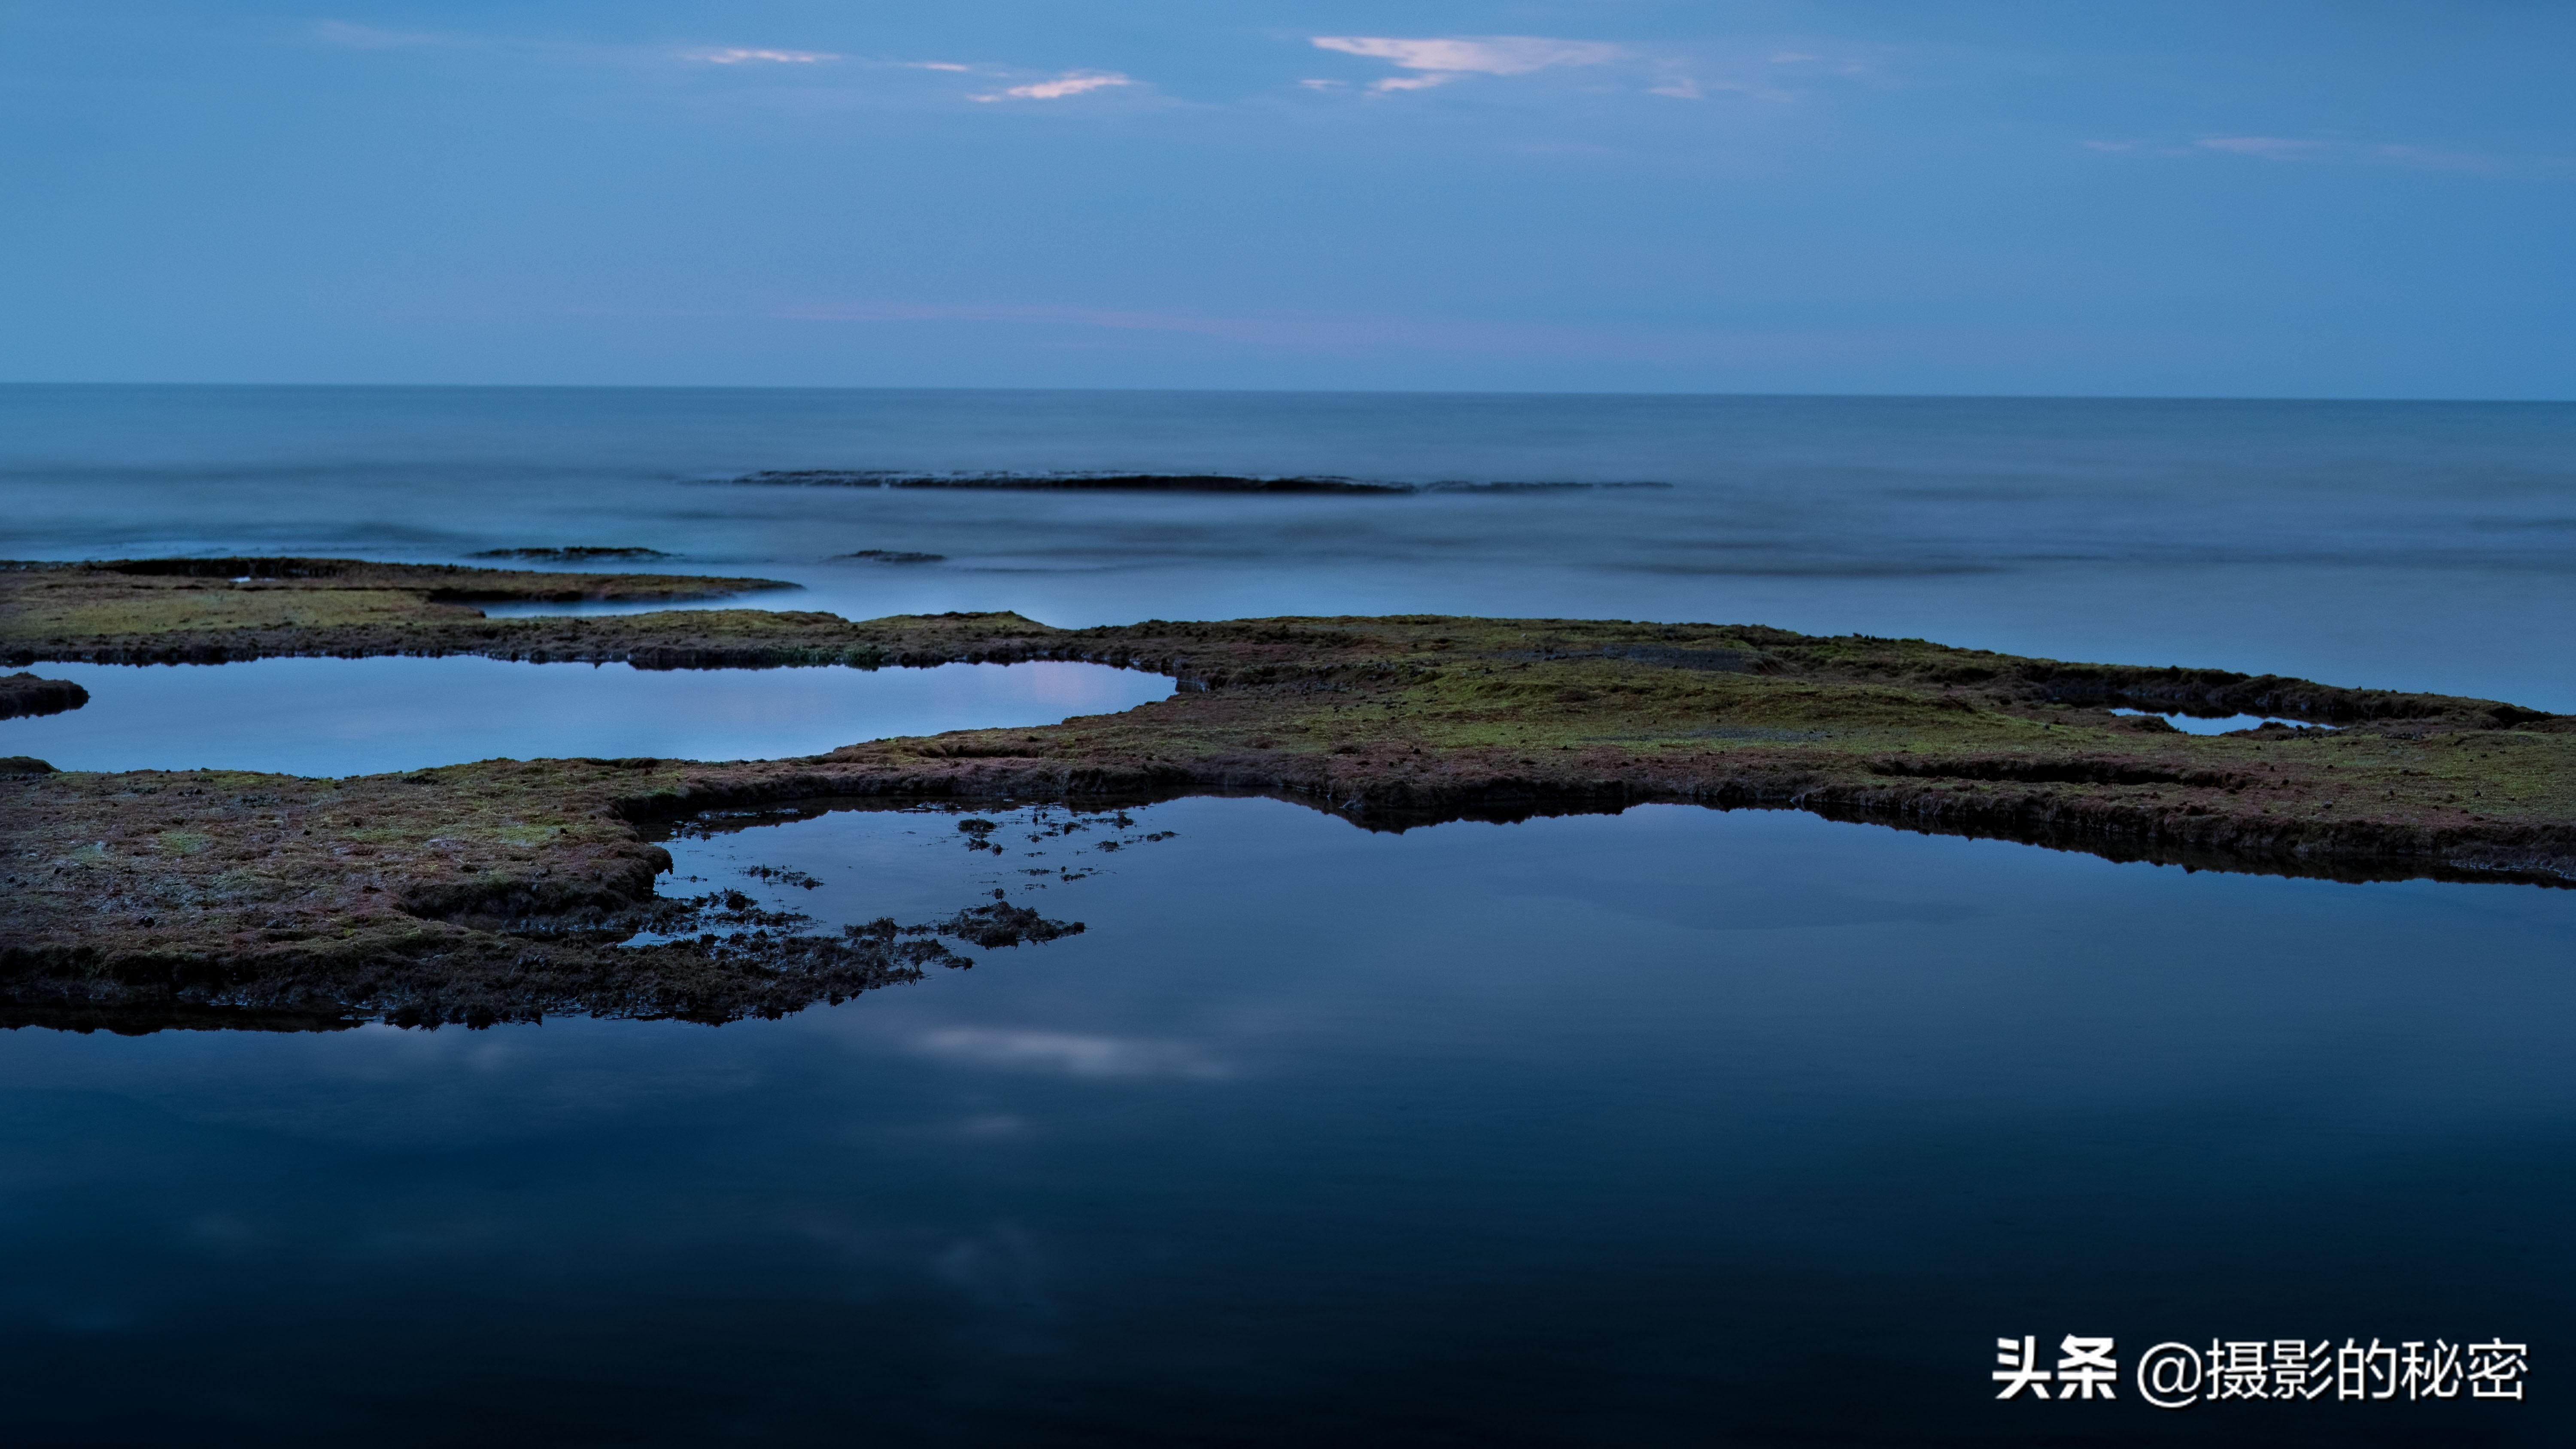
<box><xmin>684</xmin><ymin>47</ymin><xmax>838</xmax><ymax>65</ymax></box>
<box><xmin>970</xmin><ymin>70</ymin><xmax>1133</xmax><ymax>102</ymax></box>
<box><xmin>1310</xmin><ymin>35</ymin><xmax>1625</xmax><ymax>93</ymax></box>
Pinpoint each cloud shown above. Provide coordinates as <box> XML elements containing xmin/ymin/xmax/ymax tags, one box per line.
<box><xmin>970</xmin><ymin>70</ymin><xmax>1134</xmax><ymax>102</ymax></box>
<box><xmin>2214</xmin><ymin>138</ymin><xmax>2560</xmax><ymax>176</ymax></box>
<box><xmin>1310</xmin><ymin>34</ymin><xmax>1625</xmax><ymax>93</ymax></box>
<box><xmin>912</xmin><ymin>1028</ymin><xmax>1233</xmax><ymax>1081</ymax></box>
<box><xmin>2198</xmin><ymin>136</ymin><xmax>2323</xmax><ymax>159</ymax></box>
<box><xmin>310</xmin><ymin>24</ymin><xmax>845</xmax><ymax>71</ymax></box>
<box><xmin>684</xmin><ymin>47</ymin><xmax>839</xmax><ymax>65</ymax></box>
<box><xmin>1312</xmin><ymin>35</ymin><xmax>1625</xmax><ymax>76</ymax></box>
<box><xmin>2096</xmin><ymin>134</ymin><xmax>2558</xmax><ymax>177</ymax></box>
<box><xmin>307</xmin><ymin>20</ymin><xmax>439</xmax><ymax>50</ymax></box>
<box><xmin>908</xmin><ymin>61</ymin><xmax>972</xmax><ymax>73</ymax></box>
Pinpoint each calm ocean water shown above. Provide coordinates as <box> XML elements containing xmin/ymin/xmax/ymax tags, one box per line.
<box><xmin>6</xmin><ymin>385</ymin><xmax>2574</xmax><ymax>707</ymax></box>
<box><xmin>7</xmin><ymin>658</ymin><xmax>1169</xmax><ymax>776</ymax></box>
<box><xmin>3</xmin><ymin>387</ymin><xmax>2571</xmax><ymax>1445</ymax></box>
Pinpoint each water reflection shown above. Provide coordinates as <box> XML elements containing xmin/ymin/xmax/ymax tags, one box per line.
<box><xmin>0</xmin><ymin>656</ymin><xmax>1171</xmax><ymax>775</ymax></box>
<box><xmin>2110</xmin><ymin>706</ymin><xmax>2338</xmax><ymax>735</ymax></box>
<box><xmin>2</xmin><ymin>799</ymin><xmax>2557</xmax><ymax>1443</ymax></box>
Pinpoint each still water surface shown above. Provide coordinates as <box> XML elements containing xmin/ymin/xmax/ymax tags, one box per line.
<box><xmin>0</xmin><ymin>658</ymin><xmax>1170</xmax><ymax>775</ymax></box>
<box><xmin>2</xmin><ymin>800</ymin><xmax>2568</xmax><ymax>1445</ymax></box>
<box><xmin>4</xmin><ymin>388</ymin><xmax>2573</xmax><ymax>1444</ymax></box>
<box><xmin>7</xmin><ymin>386</ymin><xmax>2574</xmax><ymax>708</ymax></box>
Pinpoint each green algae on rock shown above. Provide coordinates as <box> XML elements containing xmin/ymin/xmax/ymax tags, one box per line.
<box><xmin>6</xmin><ymin>558</ymin><xmax>2574</xmax><ymax>1030</ymax></box>
<box><xmin>0</xmin><ymin>556</ymin><xmax>794</xmax><ymax>666</ymax></box>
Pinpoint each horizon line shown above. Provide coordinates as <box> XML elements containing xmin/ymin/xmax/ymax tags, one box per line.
<box><xmin>1</xmin><ymin>380</ymin><xmax>2570</xmax><ymax>406</ymax></box>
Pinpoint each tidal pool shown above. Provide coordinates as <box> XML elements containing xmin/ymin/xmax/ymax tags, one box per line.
<box><xmin>0</xmin><ymin>799</ymin><xmax>2564</xmax><ymax>1446</ymax></box>
<box><xmin>2109</xmin><ymin>707</ymin><xmax>2337</xmax><ymax>735</ymax></box>
<box><xmin>0</xmin><ymin>656</ymin><xmax>1172</xmax><ymax>775</ymax></box>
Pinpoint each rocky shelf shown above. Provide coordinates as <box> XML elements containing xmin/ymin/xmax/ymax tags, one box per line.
<box><xmin>6</xmin><ymin>558</ymin><xmax>2571</xmax><ymax>1029</ymax></box>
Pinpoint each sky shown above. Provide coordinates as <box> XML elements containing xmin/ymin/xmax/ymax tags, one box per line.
<box><xmin>2</xmin><ymin>2</ymin><xmax>2571</xmax><ymax>396</ymax></box>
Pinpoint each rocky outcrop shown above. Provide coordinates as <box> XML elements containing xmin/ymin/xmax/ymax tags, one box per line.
<box><xmin>0</xmin><ymin>672</ymin><xmax>86</xmax><ymax>720</ymax></box>
<box><xmin>6</xmin><ymin>566</ymin><xmax>2573</xmax><ymax>1031</ymax></box>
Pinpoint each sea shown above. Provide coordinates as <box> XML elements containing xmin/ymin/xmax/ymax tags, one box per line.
<box><xmin>3</xmin><ymin>386</ymin><xmax>2572</xmax><ymax>1445</ymax></box>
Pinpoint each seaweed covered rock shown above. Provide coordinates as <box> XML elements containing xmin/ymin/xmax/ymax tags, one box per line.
<box><xmin>7</xmin><ymin>566</ymin><xmax>2575</xmax><ymax>1034</ymax></box>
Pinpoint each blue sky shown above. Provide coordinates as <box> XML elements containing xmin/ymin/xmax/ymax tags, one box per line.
<box><xmin>3</xmin><ymin>2</ymin><xmax>2570</xmax><ymax>395</ymax></box>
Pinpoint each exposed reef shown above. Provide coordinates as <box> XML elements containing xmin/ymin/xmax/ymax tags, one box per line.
<box><xmin>734</xmin><ymin>470</ymin><xmax>1668</xmax><ymax>495</ymax></box>
<box><xmin>737</xmin><ymin>469</ymin><xmax>1410</xmax><ymax>494</ymax></box>
<box><xmin>1</xmin><ymin>557</ymin><xmax>796</xmax><ymax>665</ymax></box>
<box><xmin>0</xmin><ymin>671</ymin><xmax>87</xmax><ymax>720</ymax></box>
<box><xmin>469</xmin><ymin>547</ymin><xmax>671</xmax><ymax>561</ymax></box>
<box><xmin>838</xmin><ymin>550</ymin><xmax>947</xmax><ymax>564</ymax></box>
<box><xmin>7</xmin><ymin>557</ymin><xmax>2575</xmax><ymax>1031</ymax></box>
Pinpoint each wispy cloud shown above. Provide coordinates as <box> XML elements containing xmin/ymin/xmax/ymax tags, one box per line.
<box><xmin>1312</xmin><ymin>35</ymin><xmax>1625</xmax><ymax>76</ymax></box>
<box><xmin>304</xmin><ymin>24</ymin><xmax>1154</xmax><ymax>114</ymax></box>
<box><xmin>1310</xmin><ymin>35</ymin><xmax>1626</xmax><ymax>93</ymax></box>
<box><xmin>1766</xmin><ymin>51</ymin><xmax>1869</xmax><ymax>77</ymax></box>
<box><xmin>307</xmin><ymin>20</ymin><xmax>440</xmax><ymax>50</ymax></box>
<box><xmin>2198</xmin><ymin>136</ymin><xmax>2324</xmax><ymax>160</ymax></box>
<box><xmin>912</xmin><ymin>1028</ymin><xmax>1233</xmax><ymax>1081</ymax></box>
<box><xmin>970</xmin><ymin>70</ymin><xmax>1134</xmax><ymax>102</ymax></box>
<box><xmin>2091</xmin><ymin>134</ymin><xmax>2565</xmax><ymax>179</ymax></box>
<box><xmin>1300</xmin><ymin>34</ymin><xmax>1772</xmax><ymax>101</ymax></box>
<box><xmin>310</xmin><ymin>21</ymin><xmax>846</xmax><ymax>72</ymax></box>
<box><xmin>684</xmin><ymin>47</ymin><xmax>838</xmax><ymax>66</ymax></box>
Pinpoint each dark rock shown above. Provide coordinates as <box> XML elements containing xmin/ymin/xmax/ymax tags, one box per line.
<box><xmin>470</xmin><ymin>547</ymin><xmax>670</xmax><ymax>561</ymax></box>
<box><xmin>920</xmin><ymin>898</ymin><xmax>1086</xmax><ymax>950</ymax></box>
<box><xmin>743</xmin><ymin>470</ymin><xmax>1411</xmax><ymax>494</ymax></box>
<box><xmin>0</xmin><ymin>673</ymin><xmax>87</xmax><ymax>720</ymax></box>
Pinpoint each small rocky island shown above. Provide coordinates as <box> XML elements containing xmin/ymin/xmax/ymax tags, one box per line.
<box><xmin>5</xmin><ymin>557</ymin><xmax>2571</xmax><ymax>1030</ymax></box>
